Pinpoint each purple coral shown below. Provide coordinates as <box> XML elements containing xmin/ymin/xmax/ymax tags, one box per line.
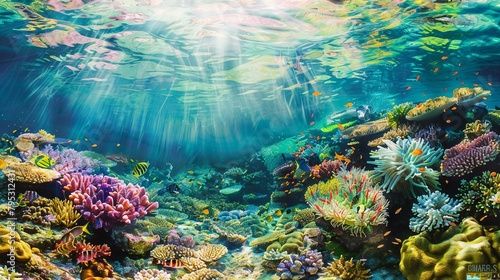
<box><xmin>43</xmin><ymin>145</ymin><xmax>98</xmax><ymax>175</ymax></box>
<box><xmin>441</xmin><ymin>131</ymin><xmax>499</xmax><ymax>177</ymax></box>
<box><xmin>60</xmin><ymin>173</ymin><xmax>158</xmax><ymax>230</ymax></box>
<box><xmin>276</xmin><ymin>250</ymin><xmax>323</xmax><ymax>279</ymax></box>
<box><xmin>166</xmin><ymin>229</ymin><xmax>195</xmax><ymax>248</ymax></box>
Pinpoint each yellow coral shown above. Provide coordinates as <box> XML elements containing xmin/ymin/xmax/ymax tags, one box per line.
<box><xmin>50</xmin><ymin>198</ymin><xmax>82</xmax><ymax>228</ymax></box>
<box><xmin>453</xmin><ymin>87</ymin><xmax>491</xmax><ymax>107</ymax></box>
<box><xmin>304</xmin><ymin>177</ymin><xmax>341</xmax><ymax>201</ymax></box>
<box><xmin>2</xmin><ymin>162</ymin><xmax>60</xmax><ymax>183</ymax></box>
<box><xmin>249</xmin><ymin>230</ymin><xmax>286</xmax><ymax>247</ymax></box>
<box><xmin>197</xmin><ymin>244</ymin><xmax>228</xmax><ymax>262</ymax></box>
<box><xmin>181</xmin><ymin>268</ymin><xmax>225</xmax><ymax>280</ymax></box>
<box><xmin>406</xmin><ymin>96</ymin><xmax>457</xmax><ymax>121</ymax></box>
<box><xmin>0</xmin><ymin>224</ymin><xmax>32</xmax><ymax>262</ymax></box>
<box><xmin>180</xmin><ymin>257</ymin><xmax>207</xmax><ymax>272</ymax></box>
<box><xmin>323</xmin><ymin>255</ymin><xmax>372</xmax><ymax>279</ymax></box>
<box><xmin>38</xmin><ymin>129</ymin><xmax>55</xmax><ymax>141</ymax></box>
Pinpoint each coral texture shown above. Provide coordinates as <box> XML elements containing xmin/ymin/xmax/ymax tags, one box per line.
<box><xmin>180</xmin><ymin>268</ymin><xmax>224</xmax><ymax>280</ymax></box>
<box><xmin>369</xmin><ymin>137</ymin><xmax>443</xmax><ymax>197</ymax></box>
<box><xmin>441</xmin><ymin>131</ymin><xmax>499</xmax><ymax>177</ymax></box>
<box><xmin>409</xmin><ymin>191</ymin><xmax>462</xmax><ymax>233</ymax></box>
<box><xmin>322</xmin><ymin>255</ymin><xmax>372</xmax><ymax>279</ymax></box>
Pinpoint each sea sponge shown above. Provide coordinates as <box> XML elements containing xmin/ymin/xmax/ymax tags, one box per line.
<box><xmin>322</xmin><ymin>255</ymin><xmax>371</xmax><ymax>279</ymax></box>
<box><xmin>3</xmin><ymin>162</ymin><xmax>61</xmax><ymax>183</ymax></box>
<box><xmin>180</xmin><ymin>268</ymin><xmax>225</xmax><ymax>280</ymax></box>
<box><xmin>406</xmin><ymin>96</ymin><xmax>457</xmax><ymax>121</ymax></box>
<box><xmin>49</xmin><ymin>198</ymin><xmax>82</xmax><ymax>228</ymax></box>
<box><xmin>197</xmin><ymin>244</ymin><xmax>228</xmax><ymax>262</ymax></box>
<box><xmin>400</xmin><ymin>217</ymin><xmax>500</xmax><ymax>280</ymax></box>
<box><xmin>0</xmin><ymin>224</ymin><xmax>32</xmax><ymax>262</ymax></box>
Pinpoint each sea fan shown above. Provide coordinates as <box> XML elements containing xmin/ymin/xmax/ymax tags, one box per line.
<box><xmin>368</xmin><ymin>137</ymin><xmax>443</xmax><ymax>198</ymax></box>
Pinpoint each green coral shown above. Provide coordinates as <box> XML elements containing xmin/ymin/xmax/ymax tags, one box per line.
<box><xmin>463</xmin><ymin>119</ymin><xmax>491</xmax><ymax>140</ymax></box>
<box><xmin>458</xmin><ymin>171</ymin><xmax>500</xmax><ymax>217</ymax></box>
<box><xmin>387</xmin><ymin>102</ymin><xmax>414</xmax><ymax>128</ymax></box>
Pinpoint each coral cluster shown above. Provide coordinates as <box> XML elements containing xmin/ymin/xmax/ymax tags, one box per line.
<box><xmin>0</xmin><ymin>224</ymin><xmax>32</xmax><ymax>262</ymax></box>
<box><xmin>180</xmin><ymin>268</ymin><xmax>225</xmax><ymax>280</ymax></box>
<box><xmin>61</xmin><ymin>173</ymin><xmax>158</xmax><ymax>230</ymax></box>
<box><xmin>340</xmin><ymin>119</ymin><xmax>390</xmax><ymax>139</ymax></box>
<box><xmin>13</xmin><ymin>131</ymin><xmax>55</xmax><ymax>152</ymax></box>
<box><xmin>452</xmin><ymin>86</ymin><xmax>491</xmax><ymax>107</ymax></box>
<box><xmin>409</xmin><ymin>191</ymin><xmax>462</xmax><ymax>233</ymax></box>
<box><xmin>405</xmin><ymin>96</ymin><xmax>457</xmax><ymax>121</ymax></box>
<box><xmin>369</xmin><ymin>137</ymin><xmax>443</xmax><ymax>197</ymax></box>
<box><xmin>276</xmin><ymin>250</ymin><xmax>324</xmax><ymax>279</ymax></box>
<box><xmin>42</xmin><ymin>145</ymin><xmax>98</xmax><ymax>175</ymax></box>
<box><xmin>166</xmin><ymin>229</ymin><xmax>195</xmax><ymax>248</ymax></box>
<box><xmin>458</xmin><ymin>171</ymin><xmax>500</xmax><ymax>217</ymax></box>
<box><xmin>463</xmin><ymin>119</ymin><xmax>491</xmax><ymax>140</ymax></box>
<box><xmin>2</xmin><ymin>162</ymin><xmax>61</xmax><ymax>184</ymax></box>
<box><xmin>322</xmin><ymin>255</ymin><xmax>372</xmax><ymax>279</ymax></box>
<box><xmin>292</xmin><ymin>208</ymin><xmax>316</xmax><ymax>228</ymax></box>
<box><xmin>309</xmin><ymin>160</ymin><xmax>342</xmax><ymax>180</ymax></box>
<box><xmin>400</xmin><ymin>217</ymin><xmax>500</xmax><ymax>280</ymax></box>
<box><xmin>197</xmin><ymin>244</ymin><xmax>228</xmax><ymax>263</ymax></box>
<box><xmin>441</xmin><ymin>131</ymin><xmax>499</xmax><ymax>177</ymax></box>
<box><xmin>307</xmin><ymin>167</ymin><xmax>389</xmax><ymax>236</ymax></box>
<box><xmin>49</xmin><ymin>198</ymin><xmax>82</xmax><ymax>228</ymax></box>
<box><xmin>134</xmin><ymin>268</ymin><xmax>171</xmax><ymax>280</ymax></box>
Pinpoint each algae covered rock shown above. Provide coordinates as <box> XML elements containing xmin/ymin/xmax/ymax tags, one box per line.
<box><xmin>399</xmin><ymin>217</ymin><xmax>500</xmax><ymax>280</ymax></box>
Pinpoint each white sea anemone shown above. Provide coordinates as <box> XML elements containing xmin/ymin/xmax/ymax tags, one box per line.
<box><xmin>368</xmin><ymin>137</ymin><xmax>443</xmax><ymax>197</ymax></box>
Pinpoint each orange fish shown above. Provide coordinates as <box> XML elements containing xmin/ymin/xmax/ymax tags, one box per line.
<box><xmin>406</xmin><ymin>86</ymin><xmax>412</xmax><ymax>91</ymax></box>
<box><xmin>473</xmin><ymin>83</ymin><xmax>479</xmax><ymax>87</ymax></box>
<box><xmin>395</xmin><ymin>207</ymin><xmax>402</xmax><ymax>214</ymax></box>
<box><xmin>91</xmin><ymin>144</ymin><xmax>97</xmax><ymax>148</ymax></box>
<box><xmin>415</xmin><ymin>75</ymin><xmax>420</xmax><ymax>81</ymax></box>
<box><xmin>392</xmin><ymin>241</ymin><xmax>399</xmax><ymax>245</ymax></box>
<box><xmin>446</xmin><ymin>119</ymin><xmax>451</xmax><ymax>123</ymax></box>
<box><xmin>202</xmin><ymin>209</ymin><xmax>210</xmax><ymax>215</ymax></box>
<box><xmin>377</xmin><ymin>244</ymin><xmax>384</xmax><ymax>249</ymax></box>
<box><xmin>383</xmin><ymin>231</ymin><xmax>391</xmax><ymax>236</ymax></box>
<box><xmin>316</xmin><ymin>136</ymin><xmax>320</xmax><ymax>141</ymax></box>
<box><xmin>411</xmin><ymin>149</ymin><xmax>423</xmax><ymax>156</ymax></box>
<box><xmin>479</xmin><ymin>215</ymin><xmax>488</xmax><ymax>222</ymax></box>
<box><xmin>453</xmin><ymin>71</ymin><xmax>458</xmax><ymax>75</ymax></box>
<box><xmin>394</xmin><ymin>238</ymin><xmax>402</xmax><ymax>243</ymax></box>
<box><xmin>488</xmin><ymin>82</ymin><xmax>493</xmax><ymax>86</ymax></box>
<box><xmin>310</xmin><ymin>121</ymin><xmax>315</xmax><ymax>126</ymax></box>
<box><xmin>337</xmin><ymin>124</ymin><xmax>345</xmax><ymax>130</ymax></box>
<box><xmin>460</xmin><ymin>81</ymin><xmax>464</xmax><ymax>84</ymax></box>
<box><xmin>312</xmin><ymin>91</ymin><xmax>321</xmax><ymax>96</ymax></box>
<box><xmin>441</xmin><ymin>56</ymin><xmax>448</xmax><ymax>60</ymax></box>
<box><xmin>433</xmin><ymin>67</ymin><xmax>439</xmax><ymax>73</ymax></box>
<box><xmin>491</xmin><ymin>172</ymin><xmax>497</xmax><ymax>177</ymax></box>
<box><xmin>345</xmin><ymin>102</ymin><xmax>353</xmax><ymax>108</ymax></box>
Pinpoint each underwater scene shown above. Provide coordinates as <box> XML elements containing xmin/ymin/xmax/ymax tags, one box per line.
<box><xmin>1</xmin><ymin>0</ymin><xmax>500</xmax><ymax>279</ymax></box>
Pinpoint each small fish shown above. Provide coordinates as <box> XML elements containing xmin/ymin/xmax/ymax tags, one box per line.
<box><xmin>418</xmin><ymin>167</ymin><xmax>426</xmax><ymax>172</ymax></box>
<box><xmin>266</xmin><ymin>215</ymin><xmax>273</xmax><ymax>222</ymax></box>
<box><xmin>488</xmin><ymin>82</ymin><xmax>493</xmax><ymax>86</ymax></box>
<box><xmin>441</xmin><ymin>56</ymin><xmax>448</xmax><ymax>60</ymax></box>
<box><xmin>453</xmin><ymin>71</ymin><xmax>458</xmax><ymax>75</ymax></box>
<box><xmin>77</xmin><ymin>249</ymin><xmax>96</xmax><ymax>263</ymax></box>
<box><xmin>116</xmin><ymin>143</ymin><xmax>121</xmax><ymax>147</ymax></box>
<box><xmin>445</xmin><ymin>180</ymin><xmax>449</xmax><ymax>184</ymax></box>
<box><xmin>443</xmin><ymin>87</ymin><xmax>447</xmax><ymax>92</ymax></box>
<box><xmin>12</xmin><ymin>130</ymin><xmax>17</xmax><ymax>134</ymax></box>
<box><xmin>188</xmin><ymin>170</ymin><xmax>195</xmax><ymax>174</ymax></box>
<box><xmin>395</xmin><ymin>207</ymin><xmax>402</xmax><ymax>214</ymax></box>
<box><xmin>33</xmin><ymin>154</ymin><xmax>56</xmax><ymax>169</ymax></box>
<box><xmin>383</xmin><ymin>231</ymin><xmax>391</xmax><ymax>236</ymax></box>
<box><xmin>310</xmin><ymin>121</ymin><xmax>315</xmax><ymax>126</ymax></box>
<box><xmin>491</xmin><ymin>172</ymin><xmax>497</xmax><ymax>177</ymax></box>
<box><xmin>479</xmin><ymin>215</ymin><xmax>488</xmax><ymax>222</ymax></box>
<box><xmin>446</xmin><ymin>119</ymin><xmax>451</xmax><ymax>124</ymax></box>
<box><xmin>347</xmin><ymin>141</ymin><xmax>360</xmax><ymax>146</ymax></box>
<box><xmin>410</xmin><ymin>149</ymin><xmax>423</xmax><ymax>156</ymax></box>
<box><xmin>162</xmin><ymin>259</ymin><xmax>183</xmax><ymax>268</ymax></box>
<box><xmin>76</xmin><ymin>140</ymin><xmax>81</xmax><ymax>143</ymax></box>
<box><xmin>377</xmin><ymin>244</ymin><xmax>384</xmax><ymax>248</ymax></box>
<box><xmin>132</xmin><ymin>162</ymin><xmax>149</xmax><ymax>178</ymax></box>
<box><xmin>406</xmin><ymin>86</ymin><xmax>411</xmax><ymax>91</ymax></box>
<box><xmin>84</xmin><ymin>138</ymin><xmax>89</xmax><ymax>141</ymax></box>
<box><xmin>202</xmin><ymin>208</ymin><xmax>210</xmax><ymax>215</ymax></box>
<box><xmin>433</xmin><ymin>67</ymin><xmax>439</xmax><ymax>73</ymax></box>
<box><xmin>345</xmin><ymin>102</ymin><xmax>353</xmax><ymax>108</ymax></box>
<box><xmin>54</xmin><ymin>240</ymin><xmax>76</xmax><ymax>257</ymax></box>
<box><xmin>394</xmin><ymin>238</ymin><xmax>402</xmax><ymax>243</ymax></box>
<box><xmin>60</xmin><ymin>223</ymin><xmax>90</xmax><ymax>243</ymax></box>
<box><xmin>475</xmin><ymin>72</ymin><xmax>479</xmax><ymax>75</ymax></box>
<box><xmin>449</xmin><ymin>222</ymin><xmax>457</xmax><ymax>227</ymax></box>
<box><xmin>24</xmin><ymin>127</ymin><xmax>29</xmax><ymax>132</ymax></box>
<box><xmin>392</xmin><ymin>241</ymin><xmax>400</xmax><ymax>245</ymax></box>
<box><xmin>91</xmin><ymin>144</ymin><xmax>97</xmax><ymax>148</ymax></box>
<box><xmin>415</xmin><ymin>75</ymin><xmax>420</xmax><ymax>81</ymax></box>
<box><xmin>274</xmin><ymin>209</ymin><xmax>282</xmax><ymax>216</ymax></box>
<box><xmin>0</xmin><ymin>159</ymin><xmax>6</xmax><ymax>169</ymax></box>
<box><xmin>312</xmin><ymin>91</ymin><xmax>321</xmax><ymax>96</ymax></box>
<box><xmin>473</xmin><ymin>83</ymin><xmax>479</xmax><ymax>87</ymax></box>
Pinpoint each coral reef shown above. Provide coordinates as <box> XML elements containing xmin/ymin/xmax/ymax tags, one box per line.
<box><xmin>62</xmin><ymin>173</ymin><xmax>158</xmax><ymax>230</ymax></box>
<box><xmin>409</xmin><ymin>191</ymin><xmax>462</xmax><ymax>233</ymax></box>
<box><xmin>262</xmin><ymin>249</ymin><xmax>289</xmax><ymax>271</ymax></box>
<box><xmin>166</xmin><ymin>229</ymin><xmax>196</xmax><ymax>248</ymax></box>
<box><xmin>2</xmin><ymin>162</ymin><xmax>61</xmax><ymax>184</ymax></box>
<box><xmin>276</xmin><ymin>250</ymin><xmax>324</xmax><ymax>279</ymax></box>
<box><xmin>180</xmin><ymin>256</ymin><xmax>207</xmax><ymax>271</ymax></box>
<box><xmin>307</xmin><ymin>167</ymin><xmax>389</xmax><ymax>236</ymax></box>
<box><xmin>405</xmin><ymin>96</ymin><xmax>457</xmax><ymax>121</ymax></box>
<box><xmin>400</xmin><ymin>217</ymin><xmax>500</xmax><ymax>280</ymax></box>
<box><xmin>150</xmin><ymin>244</ymin><xmax>198</xmax><ymax>267</ymax></box>
<box><xmin>322</xmin><ymin>255</ymin><xmax>372</xmax><ymax>279</ymax></box>
<box><xmin>458</xmin><ymin>171</ymin><xmax>500</xmax><ymax>217</ymax></box>
<box><xmin>111</xmin><ymin>230</ymin><xmax>160</xmax><ymax>256</ymax></box>
<box><xmin>369</xmin><ymin>137</ymin><xmax>443</xmax><ymax>197</ymax></box>
<box><xmin>134</xmin><ymin>268</ymin><xmax>171</xmax><ymax>280</ymax></box>
<box><xmin>452</xmin><ymin>86</ymin><xmax>491</xmax><ymax>107</ymax></box>
<box><xmin>42</xmin><ymin>145</ymin><xmax>98</xmax><ymax>175</ymax></box>
<box><xmin>13</xmin><ymin>131</ymin><xmax>55</xmax><ymax>152</ymax></box>
<box><xmin>441</xmin><ymin>131</ymin><xmax>499</xmax><ymax>177</ymax></box>
<box><xmin>368</xmin><ymin>124</ymin><xmax>412</xmax><ymax>147</ymax></box>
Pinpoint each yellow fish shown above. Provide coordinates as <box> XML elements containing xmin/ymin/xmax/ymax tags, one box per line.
<box><xmin>345</xmin><ymin>102</ymin><xmax>353</xmax><ymax>108</ymax></box>
<box><xmin>132</xmin><ymin>162</ymin><xmax>149</xmax><ymax>178</ymax></box>
<box><xmin>33</xmin><ymin>154</ymin><xmax>55</xmax><ymax>169</ymax></box>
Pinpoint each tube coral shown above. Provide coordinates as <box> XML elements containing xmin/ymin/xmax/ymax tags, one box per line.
<box><xmin>441</xmin><ymin>131</ymin><xmax>499</xmax><ymax>177</ymax></box>
<box><xmin>368</xmin><ymin>137</ymin><xmax>443</xmax><ymax>197</ymax></box>
<box><xmin>409</xmin><ymin>191</ymin><xmax>462</xmax><ymax>233</ymax></box>
<box><xmin>306</xmin><ymin>167</ymin><xmax>389</xmax><ymax>236</ymax></box>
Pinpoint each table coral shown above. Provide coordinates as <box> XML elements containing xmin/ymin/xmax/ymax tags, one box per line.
<box><xmin>3</xmin><ymin>162</ymin><xmax>61</xmax><ymax>184</ymax></box>
<box><xmin>441</xmin><ymin>131</ymin><xmax>499</xmax><ymax>177</ymax></box>
<box><xmin>197</xmin><ymin>244</ymin><xmax>228</xmax><ymax>263</ymax></box>
<box><xmin>453</xmin><ymin>86</ymin><xmax>491</xmax><ymax>107</ymax></box>
<box><xmin>369</xmin><ymin>137</ymin><xmax>443</xmax><ymax>197</ymax></box>
<box><xmin>409</xmin><ymin>191</ymin><xmax>462</xmax><ymax>233</ymax></box>
<box><xmin>340</xmin><ymin>118</ymin><xmax>390</xmax><ymax>139</ymax></box>
<box><xmin>399</xmin><ymin>217</ymin><xmax>500</xmax><ymax>280</ymax></box>
<box><xmin>405</xmin><ymin>96</ymin><xmax>457</xmax><ymax>121</ymax></box>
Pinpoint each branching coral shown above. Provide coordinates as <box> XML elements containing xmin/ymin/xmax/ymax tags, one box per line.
<box><xmin>409</xmin><ymin>191</ymin><xmax>462</xmax><ymax>233</ymax></box>
<box><xmin>306</xmin><ymin>167</ymin><xmax>389</xmax><ymax>236</ymax></box>
<box><xmin>441</xmin><ymin>131</ymin><xmax>499</xmax><ymax>177</ymax></box>
<box><xmin>61</xmin><ymin>173</ymin><xmax>159</xmax><ymax>230</ymax></box>
<box><xmin>50</xmin><ymin>198</ymin><xmax>82</xmax><ymax>228</ymax></box>
<box><xmin>151</xmin><ymin>244</ymin><xmax>198</xmax><ymax>267</ymax></box>
<box><xmin>368</xmin><ymin>137</ymin><xmax>443</xmax><ymax>197</ymax></box>
<box><xmin>458</xmin><ymin>171</ymin><xmax>500</xmax><ymax>217</ymax></box>
<box><xmin>322</xmin><ymin>255</ymin><xmax>372</xmax><ymax>280</ymax></box>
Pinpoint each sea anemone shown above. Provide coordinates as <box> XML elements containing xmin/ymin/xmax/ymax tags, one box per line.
<box><xmin>409</xmin><ymin>191</ymin><xmax>462</xmax><ymax>233</ymax></box>
<box><xmin>387</xmin><ymin>102</ymin><xmax>414</xmax><ymax>128</ymax></box>
<box><xmin>368</xmin><ymin>137</ymin><xmax>443</xmax><ymax>197</ymax></box>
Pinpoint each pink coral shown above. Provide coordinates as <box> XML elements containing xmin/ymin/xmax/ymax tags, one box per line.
<box><xmin>441</xmin><ymin>132</ymin><xmax>499</xmax><ymax>177</ymax></box>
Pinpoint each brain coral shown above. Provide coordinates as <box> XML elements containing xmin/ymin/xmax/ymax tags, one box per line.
<box><xmin>368</xmin><ymin>137</ymin><xmax>443</xmax><ymax>197</ymax></box>
<box><xmin>400</xmin><ymin>217</ymin><xmax>500</xmax><ymax>280</ymax></box>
